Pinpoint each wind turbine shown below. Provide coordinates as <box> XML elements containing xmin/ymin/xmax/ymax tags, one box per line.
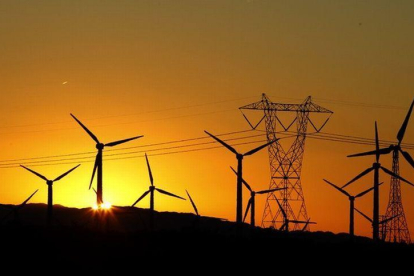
<box><xmin>1</xmin><ymin>189</ymin><xmax>38</xmax><ymax>224</ymax></box>
<box><xmin>71</xmin><ymin>114</ymin><xmax>143</xmax><ymax>206</ymax></box>
<box><xmin>355</xmin><ymin>208</ymin><xmax>401</xmax><ymax>240</ymax></box>
<box><xmin>324</xmin><ymin>179</ymin><xmax>383</xmax><ymax>238</ymax></box>
<box><xmin>273</xmin><ymin>194</ymin><xmax>316</xmax><ymax>232</ymax></box>
<box><xmin>20</xmin><ymin>165</ymin><xmax>80</xmax><ymax>224</ymax></box>
<box><xmin>344</xmin><ymin>100</ymin><xmax>414</xmax><ymax>242</ymax></box>
<box><xmin>230</xmin><ymin>167</ymin><xmax>285</xmax><ymax>227</ymax></box>
<box><xmin>131</xmin><ymin>154</ymin><xmax>185</xmax><ymax>230</ymax></box>
<box><xmin>349</xmin><ymin>100</ymin><xmax>414</xmax><ymax>167</ymax></box>
<box><xmin>204</xmin><ymin>130</ymin><xmax>278</xmax><ymax>224</ymax></box>
<box><xmin>343</xmin><ymin>122</ymin><xmax>413</xmax><ymax>240</ymax></box>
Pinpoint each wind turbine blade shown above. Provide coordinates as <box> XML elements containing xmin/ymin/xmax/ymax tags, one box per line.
<box><xmin>273</xmin><ymin>195</ymin><xmax>287</xmax><ymax>219</ymax></box>
<box><xmin>19</xmin><ymin>189</ymin><xmax>39</xmax><ymax>208</ymax></box>
<box><xmin>380</xmin><ymin>166</ymin><xmax>414</xmax><ymax>187</ymax></box>
<box><xmin>375</xmin><ymin>122</ymin><xmax>380</xmax><ymax>163</ymax></box>
<box><xmin>400</xmin><ymin>149</ymin><xmax>414</xmax><ymax>169</ymax></box>
<box><xmin>347</xmin><ymin>147</ymin><xmax>392</xmax><ymax>158</ymax></box>
<box><xmin>105</xmin><ymin>135</ymin><xmax>143</xmax><ymax>147</ymax></box>
<box><xmin>186</xmin><ymin>190</ymin><xmax>199</xmax><ymax>216</ymax></box>
<box><xmin>20</xmin><ymin>165</ymin><xmax>48</xmax><ymax>181</ymax></box>
<box><xmin>355</xmin><ymin>182</ymin><xmax>384</xmax><ymax>198</ymax></box>
<box><xmin>92</xmin><ymin>188</ymin><xmax>97</xmax><ymax>195</ymax></box>
<box><xmin>204</xmin><ymin>131</ymin><xmax>238</xmax><ymax>155</ymax></box>
<box><xmin>70</xmin><ymin>114</ymin><xmax>100</xmax><ymax>144</ymax></box>
<box><xmin>243</xmin><ymin>139</ymin><xmax>279</xmax><ymax>156</ymax></box>
<box><xmin>156</xmin><ymin>188</ymin><xmax>186</xmax><ymax>200</ymax></box>
<box><xmin>145</xmin><ymin>153</ymin><xmax>154</xmax><ymax>186</ymax></box>
<box><xmin>397</xmin><ymin>99</ymin><xmax>414</xmax><ymax>145</ymax></box>
<box><xmin>89</xmin><ymin>154</ymin><xmax>99</xmax><ymax>190</ymax></box>
<box><xmin>54</xmin><ymin>164</ymin><xmax>81</xmax><ymax>182</ymax></box>
<box><xmin>323</xmin><ymin>179</ymin><xmax>350</xmax><ymax>197</ymax></box>
<box><xmin>243</xmin><ymin>198</ymin><xmax>252</xmax><ymax>223</ymax></box>
<box><xmin>230</xmin><ymin>166</ymin><xmax>252</xmax><ymax>192</ymax></box>
<box><xmin>290</xmin><ymin>220</ymin><xmax>316</xmax><ymax>224</ymax></box>
<box><xmin>342</xmin><ymin>167</ymin><xmax>374</xmax><ymax>189</ymax></box>
<box><xmin>355</xmin><ymin>208</ymin><xmax>373</xmax><ymax>223</ymax></box>
<box><xmin>380</xmin><ymin>214</ymin><xmax>401</xmax><ymax>225</ymax></box>
<box><xmin>301</xmin><ymin>219</ymin><xmax>310</xmax><ymax>231</ymax></box>
<box><xmin>131</xmin><ymin>190</ymin><xmax>150</xmax><ymax>207</ymax></box>
<box><xmin>256</xmin><ymin>188</ymin><xmax>285</xmax><ymax>194</ymax></box>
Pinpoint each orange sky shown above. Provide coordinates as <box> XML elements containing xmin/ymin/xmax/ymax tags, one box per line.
<box><xmin>1</xmin><ymin>0</ymin><xmax>414</xmax><ymax>239</ymax></box>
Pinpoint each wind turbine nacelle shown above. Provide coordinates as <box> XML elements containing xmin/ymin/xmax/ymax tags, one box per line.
<box><xmin>96</xmin><ymin>143</ymin><xmax>105</xmax><ymax>150</ymax></box>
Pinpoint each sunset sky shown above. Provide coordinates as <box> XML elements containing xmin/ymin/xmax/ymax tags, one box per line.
<box><xmin>1</xmin><ymin>1</ymin><xmax>414</xmax><ymax>239</ymax></box>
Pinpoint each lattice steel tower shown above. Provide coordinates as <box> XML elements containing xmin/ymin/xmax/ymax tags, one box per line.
<box><xmin>240</xmin><ymin>94</ymin><xmax>333</xmax><ymax>230</ymax></box>
<box><xmin>376</xmin><ymin>100</ymin><xmax>414</xmax><ymax>243</ymax></box>
<box><xmin>383</xmin><ymin>151</ymin><xmax>411</xmax><ymax>243</ymax></box>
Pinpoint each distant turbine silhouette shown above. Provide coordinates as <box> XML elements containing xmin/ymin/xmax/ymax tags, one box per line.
<box><xmin>71</xmin><ymin>114</ymin><xmax>143</xmax><ymax>206</ymax></box>
<box><xmin>21</xmin><ymin>165</ymin><xmax>80</xmax><ymax>224</ymax></box>
<box><xmin>324</xmin><ymin>179</ymin><xmax>382</xmax><ymax>238</ymax></box>
<box><xmin>230</xmin><ymin>167</ymin><xmax>285</xmax><ymax>227</ymax></box>
<box><xmin>1</xmin><ymin>189</ymin><xmax>38</xmax><ymax>223</ymax></box>
<box><xmin>345</xmin><ymin>100</ymin><xmax>414</xmax><ymax>243</ymax></box>
<box><xmin>132</xmin><ymin>154</ymin><xmax>185</xmax><ymax>231</ymax></box>
<box><xmin>344</xmin><ymin>122</ymin><xmax>413</xmax><ymax>240</ymax></box>
<box><xmin>186</xmin><ymin>190</ymin><xmax>199</xmax><ymax>216</ymax></box>
<box><xmin>273</xmin><ymin>194</ymin><xmax>316</xmax><ymax>232</ymax></box>
<box><xmin>205</xmin><ymin>130</ymin><xmax>278</xmax><ymax>224</ymax></box>
<box><xmin>355</xmin><ymin>208</ymin><xmax>401</xmax><ymax>240</ymax></box>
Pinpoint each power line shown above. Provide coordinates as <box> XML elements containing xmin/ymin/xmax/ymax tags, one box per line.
<box><xmin>1</xmin><ymin>133</ymin><xmax>265</xmax><ymax>167</ymax></box>
<box><xmin>1</xmin><ymin>129</ymin><xmax>412</xmax><ymax>169</ymax></box>
<box><xmin>266</xmin><ymin>94</ymin><xmax>407</xmax><ymax>110</ymax></box>
<box><xmin>0</xmin><ymin>138</ymin><xmax>288</xmax><ymax>169</ymax></box>
<box><xmin>2</xmin><ymin>129</ymin><xmax>414</xmax><ymax>168</ymax></box>
<box><xmin>0</xmin><ymin>129</ymin><xmax>254</xmax><ymax>163</ymax></box>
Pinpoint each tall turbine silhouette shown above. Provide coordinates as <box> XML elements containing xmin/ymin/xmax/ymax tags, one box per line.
<box><xmin>1</xmin><ymin>189</ymin><xmax>38</xmax><ymax>223</ymax></box>
<box><xmin>204</xmin><ymin>130</ymin><xmax>278</xmax><ymax>224</ymax></box>
<box><xmin>355</xmin><ymin>208</ymin><xmax>401</xmax><ymax>240</ymax></box>
<box><xmin>21</xmin><ymin>165</ymin><xmax>80</xmax><ymax>224</ymax></box>
<box><xmin>324</xmin><ymin>179</ymin><xmax>382</xmax><ymax>238</ymax></box>
<box><xmin>230</xmin><ymin>167</ymin><xmax>285</xmax><ymax>227</ymax></box>
<box><xmin>343</xmin><ymin>122</ymin><xmax>413</xmax><ymax>240</ymax></box>
<box><xmin>132</xmin><ymin>154</ymin><xmax>185</xmax><ymax>230</ymax></box>
<box><xmin>344</xmin><ymin>100</ymin><xmax>414</xmax><ymax>243</ymax></box>
<box><xmin>273</xmin><ymin>195</ymin><xmax>316</xmax><ymax>232</ymax></box>
<box><xmin>71</xmin><ymin>114</ymin><xmax>143</xmax><ymax>206</ymax></box>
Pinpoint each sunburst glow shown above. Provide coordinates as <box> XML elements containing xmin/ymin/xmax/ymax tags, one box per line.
<box><xmin>92</xmin><ymin>202</ymin><xmax>112</xmax><ymax>211</ymax></box>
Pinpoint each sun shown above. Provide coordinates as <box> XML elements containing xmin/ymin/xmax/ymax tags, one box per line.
<box><xmin>92</xmin><ymin>202</ymin><xmax>112</xmax><ymax>211</ymax></box>
<box><xmin>102</xmin><ymin>202</ymin><xmax>112</xmax><ymax>210</ymax></box>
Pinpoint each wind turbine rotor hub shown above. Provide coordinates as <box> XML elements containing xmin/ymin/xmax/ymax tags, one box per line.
<box><xmin>373</xmin><ymin>162</ymin><xmax>381</xmax><ymax>168</ymax></box>
<box><xmin>47</xmin><ymin>180</ymin><xmax>53</xmax><ymax>186</ymax></box>
<box><xmin>251</xmin><ymin>191</ymin><xmax>256</xmax><ymax>196</ymax></box>
<box><xmin>150</xmin><ymin>186</ymin><xmax>155</xmax><ymax>191</ymax></box>
<box><xmin>236</xmin><ymin>153</ymin><xmax>243</xmax><ymax>160</ymax></box>
<box><xmin>96</xmin><ymin>143</ymin><xmax>105</xmax><ymax>150</ymax></box>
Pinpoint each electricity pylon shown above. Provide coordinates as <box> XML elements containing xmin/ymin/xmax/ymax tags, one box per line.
<box><xmin>240</xmin><ymin>94</ymin><xmax>333</xmax><ymax>230</ymax></box>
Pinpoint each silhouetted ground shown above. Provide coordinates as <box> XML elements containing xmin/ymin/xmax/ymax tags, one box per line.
<box><xmin>0</xmin><ymin>204</ymin><xmax>412</xmax><ymax>272</ymax></box>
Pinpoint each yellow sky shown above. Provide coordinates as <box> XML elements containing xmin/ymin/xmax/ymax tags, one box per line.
<box><xmin>1</xmin><ymin>0</ymin><xmax>414</xmax><ymax>239</ymax></box>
